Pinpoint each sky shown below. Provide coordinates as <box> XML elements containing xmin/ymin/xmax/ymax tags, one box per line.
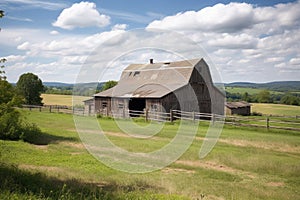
<box><xmin>0</xmin><ymin>0</ymin><xmax>299</xmax><ymax>83</ymax></box>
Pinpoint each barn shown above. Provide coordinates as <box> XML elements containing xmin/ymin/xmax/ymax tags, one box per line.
<box><xmin>225</xmin><ymin>101</ymin><xmax>251</xmax><ymax>116</ymax></box>
<box><xmin>86</xmin><ymin>58</ymin><xmax>225</xmax><ymax>117</ymax></box>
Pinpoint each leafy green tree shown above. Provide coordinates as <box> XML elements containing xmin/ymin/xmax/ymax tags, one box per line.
<box><xmin>242</xmin><ymin>92</ymin><xmax>251</xmax><ymax>102</ymax></box>
<box><xmin>280</xmin><ymin>93</ymin><xmax>299</xmax><ymax>105</ymax></box>
<box><xmin>16</xmin><ymin>73</ymin><xmax>44</xmax><ymax>105</ymax></box>
<box><xmin>0</xmin><ymin>58</ymin><xmax>7</xmax><ymax>80</ymax></box>
<box><xmin>257</xmin><ymin>90</ymin><xmax>272</xmax><ymax>103</ymax></box>
<box><xmin>101</xmin><ymin>80</ymin><xmax>118</xmax><ymax>91</ymax></box>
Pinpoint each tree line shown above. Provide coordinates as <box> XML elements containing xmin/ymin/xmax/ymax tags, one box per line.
<box><xmin>227</xmin><ymin>89</ymin><xmax>300</xmax><ymax>106</ymax></box>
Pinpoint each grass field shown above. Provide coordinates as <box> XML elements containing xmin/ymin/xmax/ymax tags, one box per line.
<box><xmin>252</xmin><ymin>103</ymin><xmax>300</xmax><ymax>116</ymax></box>
<box><xmin>41</xmin><ymin>94</ymin><xmax>90</xmax><ymax>106</ymax></box>
<box><xmin>1</xmin><ymin>110</ymin><xmax>299</xmax><ymax>199</ymax></box>
<box><xmin>225</xmin><ymin>87</ymin><xmax>282</xmax><ymax>95</ymax></box>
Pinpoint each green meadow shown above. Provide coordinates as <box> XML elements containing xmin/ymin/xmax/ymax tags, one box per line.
<box><xmin>1</xmin><ymin>110</ymin><xmax>299</xmax><ymax>199</ymax></box>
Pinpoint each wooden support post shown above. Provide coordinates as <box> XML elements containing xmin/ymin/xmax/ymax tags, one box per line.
<box><xmin>144</xmin><ymin>108</ymin><xmax>149</xmax><ymax>122</ymax></box>
<box><xmin>39</xmin><ymin>107</ymin><xmax>41</xmax><ymax>112</ymax></box>
<box><xmin>170</xmin><ymin>110</ymin><xmax>173</xmax><ymax>122</ymax></box>
<box><xmin>266</xmin><ymin>117</ymin><xmax>270</xmax><ymax>130</ymax></box>
<box><xmin>192</xmin><ymin>111</ymin><xmax>195</xmax><ymax>122</ymax></box>
<box><xmin>49</xmin><ymin>106</ymin><xmax>52</xmax><ymax>113</ymax></box>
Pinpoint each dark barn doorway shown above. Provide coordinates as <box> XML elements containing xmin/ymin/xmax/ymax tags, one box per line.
<box><xmin>129</xmin><ymin>98</ymin><xmax>146</xmax><ymax>117</ymax></box>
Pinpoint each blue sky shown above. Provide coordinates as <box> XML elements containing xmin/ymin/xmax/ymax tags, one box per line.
<box><xmin>0</xmin><ymin>0</ymin><xmax>299</xmax><ymax>83</ymax></box>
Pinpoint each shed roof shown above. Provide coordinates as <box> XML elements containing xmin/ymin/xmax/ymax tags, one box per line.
<box><xmin>225</xmin><ymin>101</ymin><xmax>251</xmax><ymax>109</ymax></box>
<box><xmin>94</xmin><ymin>58</ymin><xmax>201</xmax><ymax>98</ymax></box>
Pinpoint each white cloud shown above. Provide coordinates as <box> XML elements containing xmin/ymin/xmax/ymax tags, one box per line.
<box><xmin>17</xmin><ymin>41</ymin><xmax>30</xmax><ymax>50</ymax></box>
<box><xmin>289</xmin><ymin>58</ymin><xmax>300</xmax><ymax>65</ymax></box>
<box><xmin>53</xmin><ymin>1</ymin><xmax>110</xmax><ymax>30</ymax></box>
<box><xmin>148</xmin><ymin>2</ymin><xmax>256</xmax><ymax>33</ymax></box>
<box><xmin>5</xmin><ymin>55</ymin><xmax>26</xmax><ymax>63</ymax></box>
<box><xmin>112</xmin><ymin>24</ymin><xmax>127</xmax><ymax>31</ymax></box>
<box><xmin>50</xmin><ymin>30</ymin><xmax>59</xmax><ymax>35</ymax></box>
<box><xmin>207</xmin><ymin>33</ymin><xmax>258</xmax><ymax>49</ymax></box>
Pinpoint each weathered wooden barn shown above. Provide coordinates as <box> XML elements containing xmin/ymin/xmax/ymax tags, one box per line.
<box><xmin>225</xmin><ymin>101</ymin><xmax>251</xmax><ymax>116</ymax></box>
<box><xmin>86</xmin><ymin>58</ymin><xmax>225</xmax><ymax>117</ymax></box>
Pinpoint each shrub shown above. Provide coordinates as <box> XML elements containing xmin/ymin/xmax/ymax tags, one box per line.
<box><xmin>20</xmin><ymin>123</ymin><xmax>43</xmax><ymax>144</ymax></box>
<box><xmin>0</xmin><ymin>104</ymin><xmax>23</xmax><ymax>140</ymax></box>
<box><xmin>0</xmin><ymin>104</ymin><xmax>42</xmax><ymax>143</ymax></box>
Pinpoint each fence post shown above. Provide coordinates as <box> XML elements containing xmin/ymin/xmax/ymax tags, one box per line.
<box><xmin>49</xmin><ymin>106</ymin><xmax>52</xmax><ymax>113</ymax></box>
<box><xmin>266</xmin><ymin>117</ymin><xmax>270</xmax><ymax>130</ymax></box>
<box><xmin>170</xmin><ymin>110</ymin><xmax>173</xmax><ymax>122</ymax></box>
<box><xmin>57</xmin><ymin>106</ymin><xmax>59</xmax><ymax>113</ymax></box>
<box><xmin>192</xmin><ymin>111</ymin><xmax>195</xmax><ymax>122</ymax></box>
<box><xmin>212</xmin><ymin>114</ymin><xmax>215</xmax><ymax>124</ymax></box>
<box><xmin>145</xmin><ymin>108</ymin><xmax>149</xmax><ymax>122</ymax></box>
<box><xmin>39</xmin><ymin>106</ymin><xmax>41</xmax><ymax>112</ymax></box>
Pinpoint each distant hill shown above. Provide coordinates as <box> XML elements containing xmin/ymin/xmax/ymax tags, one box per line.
<box><xmin>43</xmin><ymin>82</ymin><xmax>105</xmax><ymax>91</ymax></box>
<box><xmin>43</xmin><ymin>82</ymin><xmax>73</xmax><ymax>87</ymax></box>
<box><xmin>225</xmin><ymin>81</ymin><xmax>300</xmax><ymax>92</ymax></box>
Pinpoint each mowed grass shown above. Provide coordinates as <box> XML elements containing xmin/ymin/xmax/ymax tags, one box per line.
<box><xmin>252</xmin><ymin>103</ymin><xmax>300</xmax><ymax>116</ymax></box>
<box><xmin>41</xmin><ymin>94</ymin><xmax>90</xmax><ymax>106</ymax></box>
<box><xmin>1</xmin><ymin>110</ymin><xmax>300</xmax><ymax>199</ymax></box>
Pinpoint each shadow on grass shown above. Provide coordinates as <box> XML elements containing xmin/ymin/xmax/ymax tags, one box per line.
<box><xmin>23</xmin><ymin>131</ymin><xmax>78</xmax><ymax>145</ymax></box>
<box><xmin>0</xmin><ymin>163</ymin><xmax>161</xmax><ymax>200</ymax></box>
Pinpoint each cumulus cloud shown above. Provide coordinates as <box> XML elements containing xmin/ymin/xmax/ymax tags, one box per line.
<box><xmin>148</xmin><ymin>2</ymin><xmax>256</xmax><ymax>33</ymax></box>
<box><xmin>17</xmin><ymin>41</ymin><xmax>30</xmax><ymax>50</ymax></box>
<box><xmin>112</xmin><ymin>24</ymin><xmax>127</xmax><ymax>31</ymax></box>
<box><xmin>53</xmin><ymin>1</ymin><xmax>110</xmax><ymax>30</ymax></box>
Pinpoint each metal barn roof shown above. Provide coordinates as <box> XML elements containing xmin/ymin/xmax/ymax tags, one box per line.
<box><xmin>94</xmin><ymin>58</ymin><xmax>202</xmax><ymax>98</ymax></box>
<box><xmin>225</xmin><ymin>101</ymin><xmax>251</xmax><ymax>109</ymax></box>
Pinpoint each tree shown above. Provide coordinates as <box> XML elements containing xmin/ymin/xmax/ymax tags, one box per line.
<box><xmin>0</xmin><ymin>58</ymin><xmax>6</xmax><ymax>80</ymax></box>
<box><xmin>101</xmin><ymin>80</ymin><xmax>118</xmax><ymax>91</ymax></box>
<box><xmin>257</xmin><ymin>90</ymin><xmax>272</xmax><ymax>103</ymax></box>
<box><xmin>16</xmin><ymin>73</ymin><xmax>44</xmax><ymax>105</ymax></box>
<box><xmin>280</xmin><ymin>93</ymin><xmax>300</xmax><ymax>106</ymax></box>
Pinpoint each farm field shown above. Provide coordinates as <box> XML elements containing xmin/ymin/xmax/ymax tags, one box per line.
<box><xmin>225</xmin><ymin>87</ymin><xmax>282</xmax><ymax>95</ymax></box>
<box><xmin>251</xmin><ymin>103</ymin><xmax>300</xmax><ymax>116</ymax></box>
<box><xmin>1</xmin><ymin>110</ymin><xmax>299</xmax><ymax>199</ymax></box>
<box><xmin>41</xmin><ymin>94</ymin><xmax>90</xmax><ymax>106</ymax></box>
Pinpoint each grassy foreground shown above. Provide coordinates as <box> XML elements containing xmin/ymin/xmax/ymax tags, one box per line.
<box><xmin>1</xmin><ymin>110</ymin><xmax>299</xmax><ymax>199</ymax></box>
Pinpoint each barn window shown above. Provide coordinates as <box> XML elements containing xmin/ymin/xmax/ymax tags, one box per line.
<box><xmin>151</xmin><ymin>104</ymin><xmax>158</xmax><ymax>111</ymax></box>
<box><xmin>118</xmin><ymin>103</ymin><xmax>124</xmax><ymax>109</ymax></box>
<box><xmin>102</xmin><ymin>102</ymin><xmax>107</xmax><ymax>109</ymax></box>
<box><xmin>133</xmin><ymin>71</ymin><xmax>140</xmax><ymax>76</ymax></box>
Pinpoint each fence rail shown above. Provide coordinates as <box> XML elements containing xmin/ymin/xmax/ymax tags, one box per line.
<box><xmin>20</xmin><ymin>105</ymin><xmax>300</xmax><ymax>132</ymax></box>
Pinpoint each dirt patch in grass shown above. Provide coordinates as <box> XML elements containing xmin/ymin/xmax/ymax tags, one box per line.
<box><xmin>162</xmin><ymin>167</ymin><xmax>195</xmax><ymax>174</ymax></box>
<box><xmin>266</xmin><ymin>182</ymin><xmax>285</xmax><ymax>187</ymax></box>
<box><xmin>59</xmin><ymin>141</ymin><xmax>85</xmax><ymax>149</ymax></box>
<box><xmin>176</xmin><ymin>160</ymin><xmax>255</xmax><ymax>179</ymax></box>
<box><xmin>218</xmin><ymin>138</ymin><xmax>300</xmax><ymax>154</ymax></box>
<box><xmin>195</xmin><ymin>136</ymin><xmax>299</xmax><ymax>154</ymax></box>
